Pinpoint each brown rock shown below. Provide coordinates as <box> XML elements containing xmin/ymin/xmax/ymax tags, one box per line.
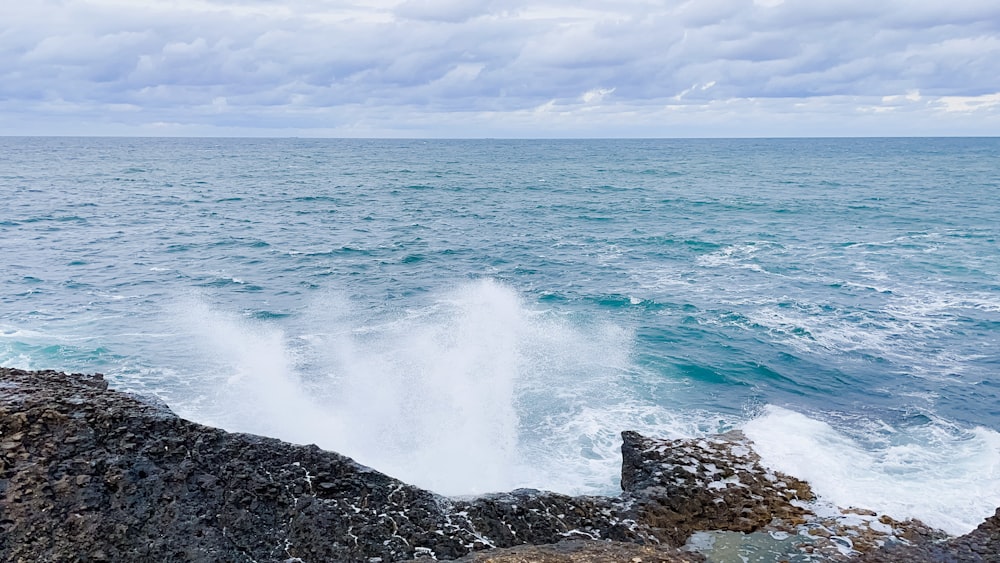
<box><xmin>858</xmin><ymin>507</ymin><xmax>1000</xmax><ymax>563</ymax></box>
<box><xmin>619</xmin><ymin>430</ymin><xmax>813</xmax><ymax>545</ymax></box>
<box><xmin>453</xmin><ymin>539</ymin><xmax>703</xmax><ymax>562</ymax></box>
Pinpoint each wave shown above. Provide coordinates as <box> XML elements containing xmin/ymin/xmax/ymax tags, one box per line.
<box><xmin>744</xmin><ymin>406</ymin><xmax>1000</xmax><ymax>535</ymax></box>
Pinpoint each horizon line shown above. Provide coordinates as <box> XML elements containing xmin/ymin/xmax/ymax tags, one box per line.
<box><xmin>2</xmin><ymin>134</ymin><xmax>998</xmax><ymax>141</ymax></box>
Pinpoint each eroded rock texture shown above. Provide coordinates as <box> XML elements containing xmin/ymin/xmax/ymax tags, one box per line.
<box><xmin>2</xmin><ymin>368</ymin><xmax>997</xmax><ymax>563</ymax></box>
<box><xmin>859</xmin><ymin>507</ymin><xmax>1000</xmax><ymax>563</ymax></box>
<box><xmin>0</xmin><ymin>369</ymin><xmax>646</xmax><ymax>562</ymax></box>
<box><xmin>453</xmin><ymin>539</ymin><xmax>702</xmax><ymax>562</ymax></box>
<box><xmin>619</xmin><ymin>429</ymin><xmax>814</xmax><ymax>545</ymax></box>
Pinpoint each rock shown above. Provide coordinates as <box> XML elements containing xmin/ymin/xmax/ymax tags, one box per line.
<box><xmin>450</xmin><ymin>489</ymin><xmax>647</xmax><ymax>547</ymax></box>
<box><xmin>858</xmin><ymin>507</ymin><xmax>1000</xmax><ymax>563</ymax></box>
<box><xmin>617</xmin><ymin>432</ymin><xmax>966</xmax><ymax>561</ymax></box>
<box><xmin>619</xmin><ymin>429</ymin><xmax>814</xmax><ymax>545</ymax></box>
<box><xmin>0</xmin><ymin>368</ymin><xmax>649</xmax><ymax>562</ymax></box>
<box><xmin>452</xmin><ymin>539</ymin><xmax>703</xmax><ymax>562</ymax></box>
<box><xmin>2</xmin><ymin>368</ymin><xmax>997</xmax><ymax>562</ymax></box>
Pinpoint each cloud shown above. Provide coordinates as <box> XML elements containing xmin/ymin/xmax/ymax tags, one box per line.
<box><xmin>937</xmin><ymin>93</ymin><xmax>1000</xmax><ymax>113</ymax></box>
<box><xmin>394</xmin><ymin>0</ymin><xmax>496</xmax><ymax>23</ymax></box>
<box><xmin>1</xmin><ymin>0</ymin><xmax>999</xmax><ymax>136</ymax></box>
<box><xmin>581</xmin><ymin>87</ymin><xmax>615</xmax><ymax>104</ymax></box>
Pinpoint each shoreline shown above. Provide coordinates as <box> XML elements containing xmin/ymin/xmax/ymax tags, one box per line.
<box><xmin>1</xmin><ymin>367</ymin><xmax>996</xmax><ymax>562</ymax></box>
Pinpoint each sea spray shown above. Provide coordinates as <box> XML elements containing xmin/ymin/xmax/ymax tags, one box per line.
<box><xmin>309</xmin><ymin>279</ymin><xmax>525</xmax><ymax>494</ymax></box>
<box><xmin>16</xmin><ymin>283</ymin><xmax>1000</xmax><ymax>536</ymax></box>
<box><xmin>173</xmin><ymin>298</ymin><xmax>346</xmax><ymax>446</ymax></box>
<box><xmin>743</xmin><ymin>405</ymin><xmax>1000</xmax><ymax>535</ymax></box>
<box><xmin>168</xmin><ymin>280</ymin><xmax>686</xmax><ymax>495</ymax></box>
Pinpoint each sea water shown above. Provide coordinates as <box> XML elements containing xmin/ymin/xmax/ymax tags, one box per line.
<box><xmin>2</xmin><ymin>137</ymin><xmax>998</xmax><ymax>536</ymax></box>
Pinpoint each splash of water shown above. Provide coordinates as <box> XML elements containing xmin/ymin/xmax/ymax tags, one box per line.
<box><xmin>164</xmin><ymin>283</ymin><xmax>1000</xmax><ymax>534</ymax></box>
<box><xmin>168</xmin><ymin>280</ymin><xmax>680</xmax><ymax>495</ymax></box>
<box><xmin>172</xmin><ymin>299</ymin><xmax>345</xmax><ymax>446</ymax></box>
<box><xmin>308</xmin><ymin>280</ymin><xmax>527</xmax><ymax>494</ymax></box>
<box><xmin>743</xmin><ymin>405</ymin><xmax>1000</xmax><ymax>535</ymax></box>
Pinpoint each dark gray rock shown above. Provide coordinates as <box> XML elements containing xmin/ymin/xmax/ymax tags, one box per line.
<box><xmin>451</xmin><ymin>489</ymin><xmax>645</xmax><ymax>547</ymax></box>
<box><xmin>2</xmin><ymin>368</ymin><xmax>997</xmax><ymax>562</ymax></box>
<box><xmin>0</xmin><ymin>368</ymin><xmax>647</xmax><ymax>562</ymax></box>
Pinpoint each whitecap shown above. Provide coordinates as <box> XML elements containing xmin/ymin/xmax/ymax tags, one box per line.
<box><xmin>744</xmin><ymin>405</ymin><xmax>1000</xmax><ymax>536</ymax></box>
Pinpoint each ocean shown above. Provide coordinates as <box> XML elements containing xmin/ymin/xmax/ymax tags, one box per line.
<box><xmin>2</xmin><ymin>137</ymin><xmax>998</xmax><ymax>537</ymax></box>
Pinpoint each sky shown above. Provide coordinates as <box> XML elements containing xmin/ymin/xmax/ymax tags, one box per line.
<box><xmin>1</xmin><ymin>0</ymin><xmax>999</xmax><ymax>137</ymax></box>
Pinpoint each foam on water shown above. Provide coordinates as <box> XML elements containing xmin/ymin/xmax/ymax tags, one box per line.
<box><xmin>743</xmin><ymin>405</ymin><xmax>1000</xmax><ymax>535</ymax></box>
<box><xmin>696</xmin><ymin>243</ymin><xmax>770</xmax><ymax>273</ymax></box>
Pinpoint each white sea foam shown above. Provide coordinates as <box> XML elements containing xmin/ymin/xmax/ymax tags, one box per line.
<box><xmin>696</xmin><ymin>243</ymin><xmax>768</xmax><ymax>273</ymax></box>
<box><xmin>744</xmin><ymin>405</ymin><xmax>1000</xmax><ymax>536</ymax></box>
<box><xmin>741</xmin><ymin>283</ymin><xmax>995</xmax><ymax>379</ymax></box>
<box><xmin>0</xmin><ymin>350</ymin><xmax>35</xmax><ymax>370</ymax></box>
<box><xmin>0</xmin><ymin>324</ymin><xmax>62</xmax><ymax>340</ymax></box>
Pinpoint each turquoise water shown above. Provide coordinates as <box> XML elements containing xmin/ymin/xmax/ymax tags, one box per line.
<box><xmin>2</xmin><ymin>137</ymin><xmax>999</xmax><ymax>534</ymax></box>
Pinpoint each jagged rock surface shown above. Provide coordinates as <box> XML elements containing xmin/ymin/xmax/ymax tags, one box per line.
<box><xmin>2</xmin><ymin>368</ymin><xmax>998</xmax><ymax>562</ymax></box>
<box><xmin>619</xmin><ymin>429</ymin><xmax>814</xmax><ymax>545</ymax></box>
<box><xmin>0</xmin><ymin>368</ymin><xmax>644</xmax><ymax>562</ymax></box>
<box><xmin>859</xmin><ymin>507</ymin><xmax>1000</xmax><ymax>563</ymax></box>
<box><xmin>452</xmin><ymin>539</ymin><xmax>703</xmax><ymax>562</ymax></box>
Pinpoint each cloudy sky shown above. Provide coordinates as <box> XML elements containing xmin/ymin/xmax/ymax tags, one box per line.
<box><xmin>2</xmin><ymin>0</ymin><xmax>999</xmax><ymax>137</ymax></box>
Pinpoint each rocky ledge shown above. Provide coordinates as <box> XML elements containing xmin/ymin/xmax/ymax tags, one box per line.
<box><xmin>0</xmin><ymin>368</ymin><xmax>997</xmax><ymax>562</ymax></box>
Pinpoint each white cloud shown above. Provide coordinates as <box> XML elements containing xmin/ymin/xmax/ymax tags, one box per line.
<box><xmin>1</xmin><ymin>0</ymin><xmax>999</xmax><ymax>136</ymax></box>
<box><xmin>882</xmin><ymin>90</ymin><xmax>922</xmax><ymax>104</ymax></box>
<box><xmin>581</xmin><ymin>87</ymin><xmax>615</xmax><ymax>104</ymax></box>
<box><xmin>937</xmin><ymin>93</ymin><xmax>1000</xmax><ymax>113</ymax></box>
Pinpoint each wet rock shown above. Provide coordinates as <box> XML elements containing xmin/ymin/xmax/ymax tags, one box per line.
<box><xmin>452</xmin><ymin>539</ymin><xmax>703</xmax><ymax>562</ymax></box>
<box><xmin>3</xmin><ymin>368</ymin><xmax>996</xmax><ymax>562</ymax></box>
<box><xmin>858</xmin><ymin>507</ymin><xmax>1000</xmax><ymax>563</ymax></box>
<box><xmin>452</xmin><ymin>487</ymin><xmax>666</xmax><ymax>549</ymax></box>
<box><xmin>619</xmin><ymin>429</ymin><xmax>814</xmax><ymax>545</ymax></box>
<box><xmin>0</xmin><ymin>368</ymin><xmax>648</xmax><ymax>562</ymax></box>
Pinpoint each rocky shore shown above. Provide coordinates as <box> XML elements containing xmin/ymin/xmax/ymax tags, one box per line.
<box><xmin>1</xmin><ymin>368</ymin><xmax>997</xmax><ymax>562</ymax></box>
